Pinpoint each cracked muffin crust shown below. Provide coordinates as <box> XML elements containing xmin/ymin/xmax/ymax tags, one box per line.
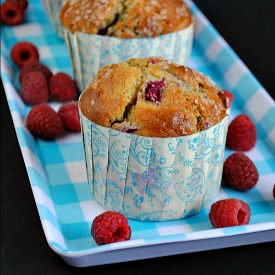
<box><xmin>59</xmin><ymin>0</ymin><xmax>192</xmax><ymax>37</ymax></box>
<box><xmin>79</xmin><ymin>57</ymin><xmax>229</xmax><ymax>138</ymax></box>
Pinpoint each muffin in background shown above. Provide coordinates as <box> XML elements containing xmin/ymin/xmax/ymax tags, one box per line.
<box><xmin>79</xmin><ymin>57</ymin><xmax>230</xmax><ymax>221</ymax></box>
<box><xmin>60</xmin><ymin>0</ymin><xmax>194</xmax><ymax>91</ymax></box>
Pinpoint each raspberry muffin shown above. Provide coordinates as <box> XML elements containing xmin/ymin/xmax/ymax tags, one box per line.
<box><xmin>79</xmin><ymin>57</ymin><xmax>229</xmax><ymax>221</ymax></box>
<box><xmin>60</xmin><ymin>0</ymin><xmax>194</xmax><ymax>91</ymax></box>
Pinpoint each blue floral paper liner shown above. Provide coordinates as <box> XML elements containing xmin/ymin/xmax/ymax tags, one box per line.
<box><xmin>80</xmin><ymin>109</ymin><xmax>229</xmax><ymax>221</ymax></box>
<box><xmin>62</xmin><ymin>20</ymin><xmax>194</xmax><ymax>91</ymax></box>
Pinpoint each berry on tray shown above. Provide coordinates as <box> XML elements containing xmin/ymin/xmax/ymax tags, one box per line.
<box><xmin>0</xmin><ymin>1</ymin><xmax>24</xmax><ymax>26</ymax></box>
<box><xmin>49</xmin><ymin>72</ymin><xmax>78</xmax><ymax>102</ymax></box>
<box><xmin>19</xmin><ymin>62</ymin><xmax>52</xmax><ymax>84</ymax></box>
<box><xmin>226</xmin><ymin>114</ymin><xmax>257</xmax><ymax>151</ymax></box>
<box><xmin>10</xmin><ymin>41</ymin><xmax>39</xmax><ymax>68</ymax></box>
<box><xmin>91</xmin><ymin>211</ymin><xmax>131</xmax><ymax>245</ymax></box>
<box><xmin>7</xmin><ymin>0</ymin><xmax>28</xmax><ymax>10</ymax></box>
<box><xmin>58</xmin><ymin>101</ymin><xmax>81</xmax><ymax>132</ymax></box>
<box><xmin>209</xmin><ymin>198</ymin><xmax>250</xmax><ymax>228</ymax></box>
<box><xmin>26</xmin><ymin>104</ymin><xmax>64</xmax><ymax>140</ymax></box>
<box><xmin>222</xmin><ymin>89</ymin><xmax>234</xmax><ymax>108</ymax></box>
<box><xmin>223</xmin><ymin>152</ymin><xmax>259</xmax><ymax>191</ymax></box>
<box><xmin>21</xmin><ymin>71</ymin><xmax>49</xmax><ymax>106</ymax></box>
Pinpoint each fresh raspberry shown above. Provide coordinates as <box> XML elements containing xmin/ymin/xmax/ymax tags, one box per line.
<box><xmin>7</xmin><ymin>0</ymin><xmax>28</xmax><ymax>10</ymax></box>
<box><xmin>0</xmin><ymin>1</ymin><xmax>24</xmax><ymax>26</ymax></box>
<box><xmin>21</xmin><ymin>71</ymin><xmax>49</xmax><ymax>106</ymax></box>
<box><xmin>226</xmin><ymin>114</ymin><xmax>257</xmax><ymax>151</ymax></box>
<box><xmin>209</xmin><ymin>198</ymin><xmax>250</xmax><ymax>228</ymax></box>
<box><xmin>58</xmin><ymin>101</ymin><xmax>81</xmax><ymax>132</ymax></box>
<box><xmin>49</xmin><ymin>72</ymin><xmax>78</xmax><ymax>102</ymax></box>
<box><xmin>26</xmin><ymin>104</ymin><xmax>64</xmax><ymax>140</ymax></box>
<box><xmin>10</xmin><ymin>41</ymin><xmax>39</xmax><ymax>68</ymax></box>
<box><xmin>19</xmin><ymin>62</ymin><xmax>52</xmax><ymax>84</ymax></box>
<box><xmin>222</xmin><ymin>90</ymin><xmax>234</xmax><ymax>108</ymax></box>
<box><xmin>91</xmin><ymin>211</ymin><xmax>131</xmax><ymax>245</ymax></box>
<box><xmin>223</xmin><ymin>152</ymin><xmax>259</xmax><ymax>191</ymax></box>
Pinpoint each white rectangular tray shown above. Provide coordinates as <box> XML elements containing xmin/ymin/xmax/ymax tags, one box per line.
<box><xmin>1</xmin><ymin>0</ymin><xmax>274</xmax><ymax>267</ymax></box>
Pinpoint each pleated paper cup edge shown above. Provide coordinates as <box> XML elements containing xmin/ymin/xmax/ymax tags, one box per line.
<box><xmin>79</xmin><ymin>106</ymin><xmax>229</xmax><ymax>221</ymax></box>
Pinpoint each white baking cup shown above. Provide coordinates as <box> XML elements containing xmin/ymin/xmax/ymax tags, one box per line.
<box><xmin>62</xmin><ymin>20</ymin><xmax>194</xmax><ymax>92</ymax></box>
<box><xmin>79</xmin><ymin>106</ymin><xmax>229</xmax><ymax>221</ymax></box>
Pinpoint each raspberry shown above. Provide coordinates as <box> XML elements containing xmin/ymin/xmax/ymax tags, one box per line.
<box><xmin>26</xmin><ymin>104</ymin><xmax>64</xmax><ymax>140</ymax></box>
<box><xmin>223</xmin><ymin>152</ymin><xmax>259</xmax><ymax>191</ymax></box>
<box><xmin>222</xmin><ymin>90</ymin><xmax>234</xmax><ymax>108</ymax></box>
<box><xmin>10</xmin><ymin>41</ymin><xmax>39</xmax><ymax>68</ymax></box>
<box><xmin>21</xmin><ymin>71</ymin><xmax>49</xmax><ymax>106</ymax></box>
<box><xmin>119</xmin><ymin>125</ymin><xmax>139</xmax><ymax>133</ymax></box>
<box><xmin>58</xmin><ymin>101</ymin><xmax>81</xmax><ymax>132</ymax></box>
<box><xmin>19</xmin><ymin>62</ymin><xmax>52</xmax><ymax>84</ymax></box>
<box><xmin>49</xmin><ymin>72</ymin><xmax>78</xmax><ymax>102</ymax></box>
<box><xmin>209</xmin><ymin>198</ymin><xmax>250</xmax><ymax>228</ymax></box>
<box><xmin>91</xmin><ymin>211</ymin><xmax>131</xmax><ymax>245</ymax></box>
<box><xmin>226</xmin><ymin>114</ymin><xmax>257</xmax><ymax>151</ymax></box>
<box><xmin>144</xmin><ymin>78</ymin><xmax>166</xmax><ymax>103</ymax></box>
<box><xmin>7</xmin><ymin>0</ymin><xmax>28</xmax><ymax>10</ymax></box>
<box><xmin>0</xmin><ymin>1</ymin><xmax>24</xmax><ymax>26</ymax></box>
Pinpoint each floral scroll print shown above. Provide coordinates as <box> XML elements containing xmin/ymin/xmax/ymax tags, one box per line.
<box><xmin>62</xmin><ymin>23</ymin><xmax>194</xmax><ymax>91</ymax></box>
<box><xmin>80</xmin><ymin>111</ymin><xmax>228</xmax><ymax>221</ymax></box>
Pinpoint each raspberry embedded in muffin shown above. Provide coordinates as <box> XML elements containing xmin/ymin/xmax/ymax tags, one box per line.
<box><xmin>113</xmin><ymin>121</ymin><xmax>139</xmax><ymax>134</ymax></box>
<box><xmin>143</xmin><ymin>78</ymin><xmax>167</xmax><ymax>103</ymax></box>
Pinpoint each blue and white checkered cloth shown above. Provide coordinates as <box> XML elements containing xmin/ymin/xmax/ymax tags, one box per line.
<box><xmin>1</xmin><ymin>0</ymin><xmax>274</xmax><ymax>267</ymax></box>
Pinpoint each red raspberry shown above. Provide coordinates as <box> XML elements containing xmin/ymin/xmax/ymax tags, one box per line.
<box><xmin>144</xmin><ymin>78</ymin><xmax>166</xmax><ymax>103</ymax></box>
<box><xmin>58</xmin><ymin>101</ymin><xmax>81</xmax><ymax>132</ymax></box>
<box><xmin>0</xmin><ymin>1</ymin><xmax>24</xmax><ymax>26</ymax></box>
<box><xmin>10</xmin><ymin>41</ymin><xmax>39</xmax><ymax>68</ymax></box>
<box><xmin>19</xmin><ymin>62</ymin><xmax>52</xmax><ymax>84</ymax></box>
<box><xmin>21</xmin><ymin>71</ymin><xmax>49</xmax><ymax>106</ymax></box>
<box><xmin>91</xmin><ymin>211</ymin><xmax>131</xmax><ymax>245</ymax></box>
<box><xmin>26</xmin><ymin>104</ymin><xmax>64</xmax><ymax>140</ymax></box>
<box><xmin>222</xmin><ymin>90</ymin><xmax>234</xmax><ymax>108</ymax></box>
<box><xmin>223</xmin><ymin>152</ymin><xmax>259</xmax><ymax>191</ymax></box>
<box><xmin>7</xmin><ymin>0</ymin><xmax>28</xmax><ymax>10</ymax></box>
<box><xmin>209</xmin><ymin>198</ymin><xmax>250</xmax><ymax>228</ymax></box>
<box><xmin>49</xmin><ymin>72</ymin><xmax>78</xmax><ymax>102</ymax></box>
<box><xmin>226</xmin><ymin>114</ymin><xmax>257</xmax><ymax>151</ymax></box>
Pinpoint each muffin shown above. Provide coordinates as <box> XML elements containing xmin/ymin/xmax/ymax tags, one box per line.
<box><xmin>60</xmin><ymin>0</ymin><xmax>194</xmax><ymax>91</ymax></box>
<box><xmin>79</xmin><ymin>57</ymin><xmax>229</xmax><ymax>221</ymax></box>
<box><xmin>42</xmin><ymin>0</ymin><xmax>65</xmax><ymax>38</ymax></box>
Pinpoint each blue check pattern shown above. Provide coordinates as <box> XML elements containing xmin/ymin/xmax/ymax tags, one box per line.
<box><xmin>1</xmin><ymin>0</ymin><xmax>274</xmax><ymax>265</ymax></box>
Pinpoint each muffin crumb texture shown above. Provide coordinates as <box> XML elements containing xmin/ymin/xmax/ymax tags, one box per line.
<box><xmin>79</xmin><ymin>58</ymin><xmax>228</xmax><ymax>137</ymax></box>
<box><xmin>60</xmin><ymin>0</ymin><xmax>192</xmax><ymax>37</ymax></box>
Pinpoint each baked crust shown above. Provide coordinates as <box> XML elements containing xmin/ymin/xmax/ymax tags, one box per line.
<box><xmin>60</xmin><ymin>0</ymin><xmax>192</xmax><ymax>37</ymax></box>
<box><xmin>79</xmin><ymin>58</ymin><xmax>228</xmax><ymax>137</ymax></box>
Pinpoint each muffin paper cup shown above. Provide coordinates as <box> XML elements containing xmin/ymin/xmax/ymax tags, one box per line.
<box><xmin>62</xmin><ymin>20</ymin><xmax>194</xmax><ymax>92</ymax></box>
<box><xmin>80</xmin><ymin>107</ymin><xmax>229</xmax><ymax>221</ymax></box>
<box><xmin>41</xmin><ymin>0</ymin><xmax>64</xmax><ymax>38</ymax></box>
